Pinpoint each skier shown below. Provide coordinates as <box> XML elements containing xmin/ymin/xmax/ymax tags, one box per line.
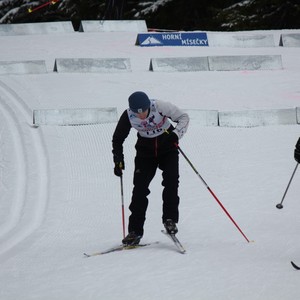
<box><xmin>295</xmin><ymin>137</ymin><xmax>300</xmax><ymax>163</ymax></box>
<box><xmin>112</xmin><ymin>91</ymin><xmax>189</xmax><ymax>245</ymax></box>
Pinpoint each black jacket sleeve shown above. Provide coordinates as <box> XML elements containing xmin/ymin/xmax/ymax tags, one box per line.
<box><xmin>112</xmin><ymin>110</ymin><xmax>131</xmax><ymax>162</ymax></box>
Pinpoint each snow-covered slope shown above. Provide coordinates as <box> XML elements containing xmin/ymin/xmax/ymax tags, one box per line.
<box><xmin>0</xmin><ymin>28</ymin><xmax>300</xmax><ymax>300</ymax></box>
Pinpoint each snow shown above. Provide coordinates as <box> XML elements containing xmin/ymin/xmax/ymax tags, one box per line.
<box><xmin>136</xmin><ymin>0</ymin><xmax>173</xmax><ymax>15</ymax></box>
<box><xmin>0</xmin><ymin>27</ymin><xmax>300</xmax><ymax>300</ymax></box>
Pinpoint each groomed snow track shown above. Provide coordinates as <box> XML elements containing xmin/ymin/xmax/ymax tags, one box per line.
<box><xmin>0</xmin><ymin>80</ymin><xmax>49</xmax><ymax>260</ymax></box>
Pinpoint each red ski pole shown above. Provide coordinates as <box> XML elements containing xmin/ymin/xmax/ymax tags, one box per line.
<box><xmin>28</xmin><ymin>0</ymin><xmax>60</xmax><ymax>13</ymax></box>
<box><xmin>120</xmin><ymin>175</ymin><xmax>126</xmax><ymax>239</ymax></box>
<box><xmin>177</xmin><ymin>144</ymin><xmax>250</xmax><ymax>243</ymax></box>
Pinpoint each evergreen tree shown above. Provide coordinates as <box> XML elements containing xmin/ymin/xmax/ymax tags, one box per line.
<box><xmin>0</xmin><ymin>0</ymin><xmax>299</xmax><ymax>30</ymax></box>
<box><xmin>0</xmin><ymin>0</ymin><xmax>105</xmax><ymax>25</ymax></box>
<box><xmin>215</xmin><ymin>0</ymin><xmax>300</xmax><ymax>30</ymax></box>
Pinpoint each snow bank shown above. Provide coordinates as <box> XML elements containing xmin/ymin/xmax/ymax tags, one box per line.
<box><xmin>53</xmin><ymin>58</ymin><xmax>132</xmax><ymax>73</ymax></box>
<box><xmin>0</xmin><ymin>60</ymin><xmax>47</xmax><ymax>75</ymax></box>
<box><xmin>0</xmin><ymin>22</ymin><xmax>74</xmax><ymax>36</ymax></box>
<box><xmin>33</xmin><ymin>108</ymin><xmax>118</xmax><ymax>126</ymax></box>
<box><xmin>79</xmin><ymin>20</ymin><xmax>147</xmax><ymax>32</ymax></box>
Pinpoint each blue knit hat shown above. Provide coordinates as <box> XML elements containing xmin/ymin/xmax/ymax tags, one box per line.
<box><xmin>128</xmin><ymin>91</ymin><xmax>150</xmax><ymax>113</ymax></box>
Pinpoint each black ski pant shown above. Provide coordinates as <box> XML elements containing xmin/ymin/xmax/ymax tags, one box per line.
<box><xmin>128</xmin><ymin>151</ymin><xmax>179</xmax><ymax>236</ymax></box>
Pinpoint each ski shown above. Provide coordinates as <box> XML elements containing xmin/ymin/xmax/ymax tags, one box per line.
<box><xmin>291</xmin><ymin>261</ymin><xmax>300</xmax><ymax>270</ymax></box>
<box><xmin>161</xmin><ymin>230</ymin><xmax>186</xmax><ymax>254</ymax></box>
<box><xmin>84</xmin><ymin>241</ymin><xmax>158</xmax><ymax>257</ymax></box>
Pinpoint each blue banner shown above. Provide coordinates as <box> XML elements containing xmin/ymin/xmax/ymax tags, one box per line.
<box><xmin>137</xmin><ymin>32</ymin><xmax>209</xmax><ymax>47</ymax></box>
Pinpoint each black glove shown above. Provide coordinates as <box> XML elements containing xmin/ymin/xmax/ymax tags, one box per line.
<box><xmin>164</xmin><ymin>131</ymin><xmax>179</xmax><ymax>146</ymax></box>
<box><xmin>114</xmin><ymin>158</ymin><xmax>125</xmax><ymax>177</ymax></box>
<box><xmin>294</xmin><ymin>138</ymin><xmax>300</xmax><ymax>164</ymax></box>
<box><xmin>296</xmin><ymin>138</ymin><xmax>300</xmax><ymax>151</ymax></box>
<box><xmin>295</xmin><ymin>149</ymin><xmax>300</xmax><ymax>164</ymax></box>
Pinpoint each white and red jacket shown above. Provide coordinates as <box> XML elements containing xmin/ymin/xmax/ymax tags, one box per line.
<box><xmin>112</xmin><ymin>99</ymin><xmax>189</xmax><ymax>159</ymax></box>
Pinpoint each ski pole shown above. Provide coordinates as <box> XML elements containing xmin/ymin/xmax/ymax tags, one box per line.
<box><xmin>276</xmin><ymin>163</ymin><xmax>299</xmax><ymax>209</ymax></box>
<box><xmin>177</xmin><ymin>144</ymin><xmax>250</xmax><ymax>243</ymax></box>
<box><xmin>120</xmin><ymin>175</ymin><xmax>126</xmax><ymax>239</ymax></box>
<box><xmin>28</xmin><ymin>0</ymin><xmax>60</xmax><ymax>13</ymax></box>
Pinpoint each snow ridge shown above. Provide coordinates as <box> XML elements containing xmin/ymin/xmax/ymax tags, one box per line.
<box><xmin>0</xmin><ymin>80</ymin><xmax>50</xmax><ymax>259</ymax></box>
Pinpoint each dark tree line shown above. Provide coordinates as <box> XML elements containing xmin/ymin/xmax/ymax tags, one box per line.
<box><xmin>215</xmin><ymin>0</ymin><xmax>300</xmax><ymax>30</ymax></box>
<box><xmin>0</xmin><ymin>0</ymin><xmax>299</xmax><ymax>31</ymax></box>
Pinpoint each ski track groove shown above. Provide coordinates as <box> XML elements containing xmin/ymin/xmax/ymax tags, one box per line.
<box><xmin>58</xmin><ymin>124</ymin><xmax>117</xmax><ymax>228</ymax></box>
<box><xmin>0</xmin><ymin>80</ymin><xmax>50</xmax><ymax>259</ymax></box>
<box><xmin>0</xmin><ymin>88</ymin><xmax>27</xmax><ymax>239</ymax></box>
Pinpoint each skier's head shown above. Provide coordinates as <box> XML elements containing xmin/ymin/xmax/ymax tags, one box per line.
<box><xmin>128</xmin><ymin>91</ymin><xmax>150</xmax><ymax>114</ymax></box>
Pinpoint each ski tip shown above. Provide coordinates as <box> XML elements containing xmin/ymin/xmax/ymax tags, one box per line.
<box><xmin>291</xmin><ymin>261</ymin><xmax>300</xmax><ymax>270</ymax></box>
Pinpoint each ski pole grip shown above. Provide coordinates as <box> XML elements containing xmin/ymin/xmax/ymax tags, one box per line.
<box><xmin>164</xmin><ymin>129</ymin><xmax>179</xmax><ymax>148</ymax></box>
